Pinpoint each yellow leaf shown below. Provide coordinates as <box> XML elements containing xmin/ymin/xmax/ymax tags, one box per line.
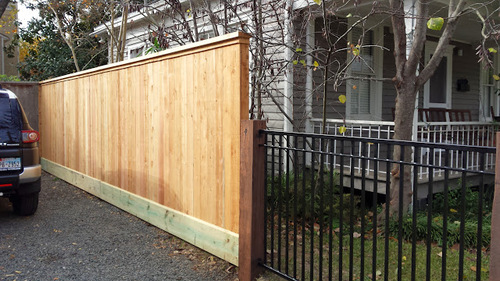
<box><xmin>296</xmin><ymin>47</ymin><xmax>303</xmax><ymax>52</ymax></box>
<box><xmin>338</xmin><ymin>126</ymin><xmax>346</xmax><ymax>134</ymax></box>
<box><xmin>346</xmin><ymin>13</ymin><xmax>352</xmax><ymax>18</ymax></box>
<box><xmin>352</xmin><ymin>45</ymin><xmax>360</xmax><ymax>56</ymax></box>
<box><xmin>427</xmin><ymin>17</ymin><xmax>444</xmax><ymax>31</ymax></box>
<box><xmin>300</xmin><ymin>59</ymin><xmax>306</xmax><ymax>66</ymax></box>
<box><xmin>489</xmin><ymin>48</ymin><xmax>497</xmax><ymax>53</ymax></box>
<box><xmin>293</xmin><ymin>60</ymin><xmax>298</xmax><ymax>65</ymax></box>
<box><xmin>313</xmin><ymin>0</ymin><xmax>322</xmax><ymax>5</ymax></box>
<box><xmin>186</xmin><ymin>9</ymin><xmax>191</xmax><ymax>13</ymax></box>
<box><xmin>313</xmin><ymin>61</ymin><xmax>319</xmax><ymax>67</ymax></box>
<box><xmin>338</xmin><ymin>94</ymin><xmax>346</xmax><ymax>104</ymax></box>
<box><xmin>493</xmin><ymin>74</ymin><xmax>500</xmax><ymax>81</ymax></box>
<box><xmin>402</xmin><ymin>256</ymin><xmax>407</xmax><ymax>261</ymax></box>
<box><xmin>449</xmin><ymin>208</ymin><xmax>458</xmax><ymax>213</ymax></box>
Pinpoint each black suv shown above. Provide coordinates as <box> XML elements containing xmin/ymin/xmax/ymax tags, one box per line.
<box><xmin>0</xmin><ymin>88</ymin><xmax>41</xmax><ymax>215</ymax></box>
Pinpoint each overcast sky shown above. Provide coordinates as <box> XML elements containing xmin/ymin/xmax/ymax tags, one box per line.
<box><xmin>17</xmin><ymin>2</ymin><xmax>39</xmax><ymax>29</ymax></box>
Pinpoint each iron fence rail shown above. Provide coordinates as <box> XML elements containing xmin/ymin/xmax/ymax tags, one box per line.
<box><xmin>261</xmin><ymin>129</ymin><xmax>495</xmax><ymax>281</ymax></box>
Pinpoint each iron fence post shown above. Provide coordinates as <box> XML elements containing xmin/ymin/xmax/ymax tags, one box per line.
<box><xmin>239</xmin><ymin>120</ymin><xmax>266</xmax><ymax>281</ymax></box>
<box><xmin>490</xmin><ymin>132</ymin><xmax>500</xmax><ymax>281</ymax></box>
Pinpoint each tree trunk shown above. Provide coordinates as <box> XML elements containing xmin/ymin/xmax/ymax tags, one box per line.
<box><xmin>388</xmin><ymin>80</ymin><xmax>418</xmax><ymax>218</ymax></box>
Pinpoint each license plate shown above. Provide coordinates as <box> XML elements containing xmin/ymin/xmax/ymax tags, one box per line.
<box><xmin>0</xmin><ymin>157</ymin><xmax>21</xmax><ymax>171</ymax></box>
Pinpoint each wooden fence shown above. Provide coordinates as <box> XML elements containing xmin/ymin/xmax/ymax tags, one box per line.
<box><xmin>39</xmin><ymin>32</ymin><xmax>250</xmax><ymax>265</ymax></box>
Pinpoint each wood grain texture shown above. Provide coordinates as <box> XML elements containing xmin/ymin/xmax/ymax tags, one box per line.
<box><xmin>39</xmin><ymin>32</ymin><xmax>250</xmax><ymax>238</ymax></box>
<box><xmin>490</xmin><ymin>132</ymin><xmax>500</xmax><ymax>280</ymax></box>
<box><xmin>239</xmin><ymin>120</ymin><xmax>266</xmax><ymax>281</ymax></box>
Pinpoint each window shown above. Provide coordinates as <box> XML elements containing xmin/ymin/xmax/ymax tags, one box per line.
<box><xmin>129</xmin><ymin>45</ymin><xmax>145</xmax><ymax>59</ymax></box>
<box><xmin>480</xmin><ymin>59</ymin><xmax>499</xmax><ymax>120</ymax></box>
<box><xmin>423</xmin><ymin>42</ymin><xmax>453</xmax><ymax>109</ymax></box>
<box><xmin>347</xmin><ymin>26</ymin><xmax>383</xmax><ymax>120</ymax></box>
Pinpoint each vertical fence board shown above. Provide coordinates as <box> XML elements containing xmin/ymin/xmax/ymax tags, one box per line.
<box><xmin>39</xmin><ymin>32</ymin><xmax>250</xmax><ymax>264</ymax></box>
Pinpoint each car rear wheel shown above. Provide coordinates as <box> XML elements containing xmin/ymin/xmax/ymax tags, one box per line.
<box><xmin>12</xmin><ymin>192</ymin><xmax>39</xmax><ymax>216</ymax></box>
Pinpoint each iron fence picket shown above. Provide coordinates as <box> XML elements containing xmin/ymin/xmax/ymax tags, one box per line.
<box><xmin>261</xmin><ymin>130</ymin><xmax>495</xmax><ymax>281</ymax></box>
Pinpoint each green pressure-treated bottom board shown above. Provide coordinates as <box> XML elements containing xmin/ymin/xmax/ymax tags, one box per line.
<box><xmin>41</xmin><ymin>158</ymin><xmax>239</xmax><ymax>265</ymax></box>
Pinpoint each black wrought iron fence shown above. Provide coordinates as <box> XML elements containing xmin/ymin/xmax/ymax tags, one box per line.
<box><xmin>261</xmin><ymin>130</ymin><xmax>495</xmax><ymax>281</ymax></box>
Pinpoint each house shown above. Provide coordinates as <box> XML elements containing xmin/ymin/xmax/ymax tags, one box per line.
<box><xmin>92</xmin><ymin>0</ymin><xmax>499</xmax><ymax>194</ymax></box>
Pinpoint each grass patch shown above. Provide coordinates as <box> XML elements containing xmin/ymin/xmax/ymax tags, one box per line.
<box><xmin>265</xmin><ymin>170</ymin><xmax>492</xmax><ymax>280</ymax></box>
<box><xmin>266</xmin><ymin>228</ymin><xmax>489</xmax><ymax>280</ymax></box>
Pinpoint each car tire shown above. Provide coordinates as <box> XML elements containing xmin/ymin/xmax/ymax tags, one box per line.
<box><xmin>12</xmin><ymin>191</ymin><xmax>39</xmax><ymax>216</ymax></box>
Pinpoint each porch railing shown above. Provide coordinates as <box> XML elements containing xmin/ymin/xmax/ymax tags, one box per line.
<box><xmin>310</xmin><ymin>118</ymin><xmax>497</xmax><ymax>180</ymax></box>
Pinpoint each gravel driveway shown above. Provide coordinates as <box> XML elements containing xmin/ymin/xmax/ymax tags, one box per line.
<box><xmin>0</xmin><ymin>171</ymin><xmax>238</xmax><ymax>281</ymax></box>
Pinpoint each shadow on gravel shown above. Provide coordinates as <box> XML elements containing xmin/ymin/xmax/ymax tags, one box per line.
<box><xmin>0</xmin><ymin>171</ymin><xmax>238</xmax><ymax>281</ymax></box>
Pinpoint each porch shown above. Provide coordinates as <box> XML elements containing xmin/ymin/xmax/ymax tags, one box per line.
<box><xmin>309</xmin><ymin>118</ymin><xmax>497</xmax><ymax>199</ymax></box>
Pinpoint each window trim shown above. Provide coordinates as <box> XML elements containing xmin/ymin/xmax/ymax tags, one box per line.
<box><xmin>479</xmin><ymin>54</ymin><xmax>500</xmax><ymax>121</ymax></box>
<box><xmin>423</xmin><ymin>41</ymin><xmax>454</xmax><ymax>109</ymax></box>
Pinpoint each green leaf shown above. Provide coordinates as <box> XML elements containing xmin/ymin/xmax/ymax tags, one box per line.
<box><xmin>300</xmin><ymin>59</ymin><xmax>306</xmax><ymax>66</ymax></box>
<box><xmin>313</xmin><ymin>0</ymin><xmax>322</xmax><ymax>5</ymax></box>
<box><xmin>296</xmin><ymin>47</ymin><xmax>302</xmax><ymax>53</ymax></box>
<box><xmin>427</xmin><ymin>17</ymin><xmax>444</xmax><ymax>31</ymax></box>
<box><xmin>352</xmin><ymin>45</ymin><xmax>360</xmax><ymax>56</ymax></box>
<box><xmin>293</xmin><ymin>60</ymin><xmax>298</xmax><ymax>65</ymax></box>
<box><xmin>489</xmin><ymin>48</ymin><xmax>498</xmax><ymax>53</ymax></box>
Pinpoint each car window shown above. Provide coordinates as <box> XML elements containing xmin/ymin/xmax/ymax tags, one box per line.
<box><xmin>0</xmin><ymin>93</ymin><xmax>22</xmax><ymax>144</ymax></box>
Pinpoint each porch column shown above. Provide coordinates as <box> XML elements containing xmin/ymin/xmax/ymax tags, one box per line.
<box><xmin>404</xmin><ymin>0</ymin><xmax>420</xmax><ymax>142</ymax></box>
<box><xmin>283</xmin><ymin>0</ymin><xmax>294</xmax><ymax>133</ymax></box>
<box><xmin>305</xmin><ymin>18</ymin><xmax>315</xmax><ymax>134</ymax></box>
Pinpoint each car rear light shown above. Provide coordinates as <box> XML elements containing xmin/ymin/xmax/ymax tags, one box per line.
<box><xmin>22</xmin><ymin>130</ymin><xmax>40</xmax><ymax>143</ymax></box>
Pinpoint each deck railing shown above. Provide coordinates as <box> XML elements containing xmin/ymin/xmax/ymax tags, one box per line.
<box><xmin>310</xmin><ymin>118</ymin><xmax>497</xmax><ymax>179</ymax></box>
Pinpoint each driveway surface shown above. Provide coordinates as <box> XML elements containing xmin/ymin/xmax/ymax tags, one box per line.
<box><xmin>0</xmin><ymin>171</ymin><xmax>238</xmax><ymax>281</ymax></box>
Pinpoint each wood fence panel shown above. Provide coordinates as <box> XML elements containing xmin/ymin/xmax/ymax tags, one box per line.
<box><xmin>39</xmin><ymin>33</ymin><xmax>250</xmax><ymax>264</ymax></box>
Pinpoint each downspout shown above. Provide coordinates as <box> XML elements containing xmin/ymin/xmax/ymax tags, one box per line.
<box><xmin>283</xmin><ymin>0</ymin><xmax>293</xmax><ymax>133</ymax></box>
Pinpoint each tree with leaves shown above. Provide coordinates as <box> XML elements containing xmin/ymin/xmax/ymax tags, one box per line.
<box><xmin>9</xmin><ymin>1</ymin><xmax>108</xmax><ymax>80</ymax></box>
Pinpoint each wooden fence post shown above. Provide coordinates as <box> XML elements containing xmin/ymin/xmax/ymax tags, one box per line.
<box><xmin>239</xmin><ymin>120</ymin><xmax>266</xmax><ymax>281</ymax></box>
<box><xmin>490</xmin><ymin>132</ymin><xmax>500</xmax><ymax>280</ymax></box>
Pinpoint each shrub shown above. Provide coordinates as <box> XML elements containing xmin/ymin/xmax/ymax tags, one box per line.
<box><xmin>266</xmin><ymin>170</ymin><xmax>362</xmax><ymax>227</ymax></box>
